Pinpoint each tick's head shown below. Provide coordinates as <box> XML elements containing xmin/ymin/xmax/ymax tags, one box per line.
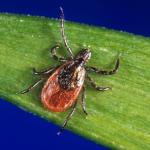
<box><xmin>75</xmin><ymin>49</ymin><xmax>91</xmax><ymax>64</ymax></box>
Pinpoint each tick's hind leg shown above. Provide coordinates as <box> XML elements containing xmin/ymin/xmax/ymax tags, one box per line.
<box><xmin>57</xmin><ymin>101</ymin><xmax>77</xmax><ymax>135</ymax></box>
<box><xmin>51</xmin><ymin>44</ymin><xmax>67</xmax><ymax>62</ymax></box>
<box><xmin>86</xmin><ymin>75</ymin><xmax>111</xmax><ymax>91</ymax></box>
<box><xmin>81</xmin><ymin>86</ymin><xmax>88</xmax><ymax>115</ymax></box>
<box><xmin>86</xmin><ymin>57</ymin><xmax>120</xmax><ymax>75</ymax></box>
<box><xmin>20</xmin><ymin>78</ymin><xmax>44</xmax><ymax>94</ymax></box>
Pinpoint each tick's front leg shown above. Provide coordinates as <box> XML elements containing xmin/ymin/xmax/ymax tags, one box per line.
<box><xmin>51</xmin><ymin>44</ymin><xmax>67</xmax><ymax>62</ymax></box>
<box><xmin>59</xmin><ymin>7</ymin><xmax>74</xmax><ymax>59</ymax></box>
<box><xmin>86</xmin><ymin>75</ymin><xmax>111</xmax><ymax>91</ymax></box>
<box><xmin>86</xmin><ymin>57</ymin><xmax>120</xmax><ymax>75</ymax></box>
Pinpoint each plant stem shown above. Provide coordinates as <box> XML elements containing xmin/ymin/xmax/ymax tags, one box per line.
<box><xmin>0</xmin><ymin>13</ymin><xmax>149</xmax><ymax>150</ymax></box>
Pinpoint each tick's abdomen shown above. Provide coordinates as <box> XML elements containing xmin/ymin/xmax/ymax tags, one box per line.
<box><xmin>41</xmin><ymin>61</ymin><xmax>85</xmax><ymax>112</ymax></box>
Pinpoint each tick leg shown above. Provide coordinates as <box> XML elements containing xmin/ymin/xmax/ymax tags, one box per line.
<box><xmin>59</xmin><ymin>7</ymin><xmax>74</xmax><ymax>59</ymax></box>
<box><xmin>33</xmin><ymin>66</ymin><xmax>56</xmax><ymax>76</ymax></box>
<box><xmin>86</xmin><ymin>75</ymin><xmax>111</xmax><ymax>91</ymax></box>
<box><xmin>81</xmin><ymin>86</ymin><xmax>88</xmax><ymax>115</ymax></box>
<box><xmin>20</xmin><ymin>78</ymin><xmax>44</xmax><ymax>94</ymax></box>
<box><xmin>57</xmin><ymin>101</ymin><xmax>77</xmax><ymax>135</ymax></box>
<box><xmin>51</xmin><ymin>44</ymin><xmax>67</xmax><ymax>62</ymax></box>
<box><xmin>86</xmin><ymin>57</ymin><xmax>120</xmax><ymax>75</ymax></box>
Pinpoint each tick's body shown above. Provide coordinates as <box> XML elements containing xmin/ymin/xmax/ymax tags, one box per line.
<box><xmin>20</xmin><ymin>7</ymin><xmax>120</xmax><ymax>134</ymax></box>
<box><xmin>41</xmin><ymin>60</ymin><xmax>86</xmax><ymax>112</ymax></box>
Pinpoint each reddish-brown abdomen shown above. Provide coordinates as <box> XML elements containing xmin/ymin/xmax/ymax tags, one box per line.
<box><xmin>41</xmin><ymin>62</ymin><xmax>85</xmax><ymax>112</ymax></box>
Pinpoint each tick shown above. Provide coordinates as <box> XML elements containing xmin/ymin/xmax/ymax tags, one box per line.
<box><xmin>20</xmin><ymin>7</ymin><xmax>120</xmax><ymax>134</ymax></box>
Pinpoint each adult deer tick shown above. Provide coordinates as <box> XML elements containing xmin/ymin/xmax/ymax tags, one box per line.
<box><xmin>20</xmin><ymin>7</ymin><xmax>120</xmax><ymax>134</ymax></box>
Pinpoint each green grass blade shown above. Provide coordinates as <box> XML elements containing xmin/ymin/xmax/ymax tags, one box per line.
<box><xmin>0</xmin><ymin>13</ymin><xmax>150</xmax><ymax>150</ymax></box>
